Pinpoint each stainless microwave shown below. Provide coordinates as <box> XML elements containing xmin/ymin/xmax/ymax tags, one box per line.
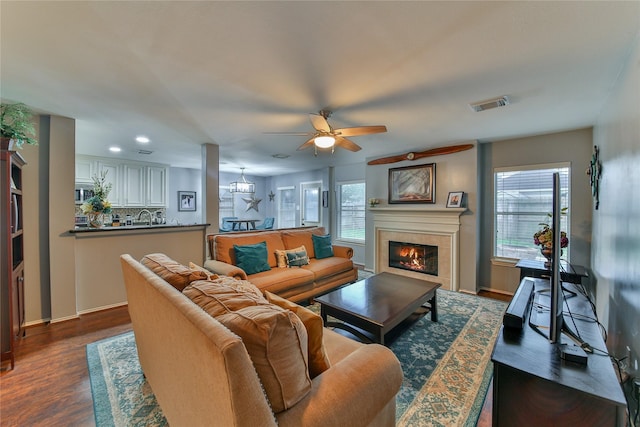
<box><xmin>75</xmin><ymin>187</ymin><xmax>94</xmax><ymax>204</ymax></box>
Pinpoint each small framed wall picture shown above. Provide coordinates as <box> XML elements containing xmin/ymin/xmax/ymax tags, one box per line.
<box><xmin>446</xmin><ymin>191</ymin><xmax>463</xmax><ymax>208</ymax></box>
<box><xmin>178</xmin><ymin>191</ymin><xmax>196</xmax><ymax>211</ymax></box>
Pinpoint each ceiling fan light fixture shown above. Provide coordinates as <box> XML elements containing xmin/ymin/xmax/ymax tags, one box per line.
<box><xmin>314</xmin><ymin>135</ymin><xmax>335</xmax><ymax>148</ymax></box>
<box><xmin>229</xmin><ymin>168</ymin><xmax>255</xmax><ymax>193</ymax></box>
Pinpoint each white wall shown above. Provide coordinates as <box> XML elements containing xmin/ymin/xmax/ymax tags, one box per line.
<box><xmin>265</xmin><ymin>168</ymin><xmax>330</xmax><ymax>230</ymax></box>
<box><xmin>477</xmin><ymin>128</ymin><xmax>594</xmax><ymax>295</ymax></box>
<box><xmin>219</xmin><ymin>171</ymin><xmax>269</xmax><ymax>225</ymax></box>
<box><xmin>167</xmin><ymin>166</ymin><xmax>202</xmax><ymax>225</ymax></box>
<box><xmin>47</xmin><ymin>116</ymin><xmax>78</xmax><ymax>322</ymax></box>
<box><xmin>364</xmin><ymin>142</ymin><xmax>479</xmax><ymax>293</ymax></box>
<box><xmin>591</xmin><ymin>33</ymin><xmax>640</xmax><ymax>366</ymax></box>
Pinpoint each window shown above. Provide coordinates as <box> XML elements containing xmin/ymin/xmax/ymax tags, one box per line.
<box><xmin>337</xmin><ymin>181</ymin><xmax>365</xmax><ymax>242</ymax></box>
<box><xmin>278</xmin><ymin>186</ymin><xmax>296</xmax><ymax>229</ymax></box>
<box><xmin>219</xmin><ymin>186</ymin><xmax>234</xmax><ymax>224</ymax></box>
<box><xmin>494</xmin><ymin>163</ymin><xmax>570</xmax><ymax>261</ymax></box>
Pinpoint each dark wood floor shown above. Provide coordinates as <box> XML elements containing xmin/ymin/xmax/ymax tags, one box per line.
<box><xmin>1</xmin><ymin>291</ymin><xmax>510</xmax><ymax>426</ymax></box>
<box><xmin>0</xmin><ymin>307</ymin><xmax>132</xmax><ymax>426</ymax></box>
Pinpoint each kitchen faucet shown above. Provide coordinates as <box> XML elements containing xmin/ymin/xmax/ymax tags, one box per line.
<box><xmin>137</xmin><ymin>209</ymin><xmax>153</xmax><ymax>226</ymax></box>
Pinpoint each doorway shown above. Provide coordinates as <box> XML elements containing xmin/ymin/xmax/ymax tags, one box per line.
<box><xmin>300</xmin><ymin>181</ymin><xmax>321</xmax><ymax>227</ymax></box>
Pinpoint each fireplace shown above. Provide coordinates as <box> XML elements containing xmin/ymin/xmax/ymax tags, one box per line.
<box><xmin>372</xmin><ymin>206</ymin><xmax>465</xmax><ymax>291</ymax></box>
<box><xmin>389</xmin><ymin>241</ymin><xmax>438</xmax><ymax>276</ymax></box>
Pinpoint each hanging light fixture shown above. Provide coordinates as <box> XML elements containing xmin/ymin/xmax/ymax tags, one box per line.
<box><xmin>229</xmin><ymin>168</ymin><xmax>255</xmax><ymax>193</ymax></box>
<box><xmin>314</xmin><ymin>135</ymin><xmax>335</xmax><ymax>148</ymax></box>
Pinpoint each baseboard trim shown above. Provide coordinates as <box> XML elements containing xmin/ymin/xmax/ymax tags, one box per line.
<box><xmin>478</xmin><ymin>286</ymin><xmax>514</xmax><ymax>297</ymax></box>
<box><xmin>50</xmin><ymin>314</ymin><xmax>80</xmax><ymax>324</ymax></box>
<box><xmin>77</xmin><ymin>302</ymin><xmax>128</xmax><ymax>316</ymax></box>
<box><xmin>24</xmin><ymin>318</ymin><xmax>51</xmax><ymax>328</ymax></box>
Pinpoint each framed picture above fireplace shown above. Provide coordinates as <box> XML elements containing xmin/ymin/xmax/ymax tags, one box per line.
<box><xmin>446</xmin><ymin>191</ymin><xmax>463</xmax><ymax>208</ymax></box>
<box><xmin>388</xmin><ymin>163</ymin><xmax>435</xmax><ymax>204</ymax></box>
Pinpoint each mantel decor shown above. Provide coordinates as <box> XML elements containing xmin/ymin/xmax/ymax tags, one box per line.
<box><xmin>446</xmin><ymin>191</ymin><xmax>463</xmax><ymax>208</ymax></box>
<box><xmin>388</xmin><ymin>163</ymin><xmax>435</xmax><ymax>204</ymax></box>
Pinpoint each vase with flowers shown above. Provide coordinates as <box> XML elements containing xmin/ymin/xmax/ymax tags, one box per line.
<box><xmin>80</xmin><ymin>170</ymin><xmax>113</xmax><ymax>228</ymax></box>
<box><xmin>533</xmin><ymin>209</ymin><xmax>569</xmax><ymax>267</ymax></box>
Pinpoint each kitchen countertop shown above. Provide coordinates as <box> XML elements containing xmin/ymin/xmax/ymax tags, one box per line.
<box><xmin>70</xmin><ymin>223</ymin><xmax>210</xmax><ymax>233</ymax></box>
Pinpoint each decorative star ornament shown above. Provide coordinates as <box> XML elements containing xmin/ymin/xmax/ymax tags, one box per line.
<box><xmin>269</xmin><ymin>191</ymin><xmax>275</xmax><ymax>201</ymax></box>
<box><xmin>242</xmin><ymin>196</ymin><xmax>262</xmax><ymax>212</ymax></box>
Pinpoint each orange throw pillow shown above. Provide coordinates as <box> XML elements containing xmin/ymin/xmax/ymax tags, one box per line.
<box><xmin>265</xmin><ymin>291</ymin><xmax>331</xmax><ymax>378</ymax></box>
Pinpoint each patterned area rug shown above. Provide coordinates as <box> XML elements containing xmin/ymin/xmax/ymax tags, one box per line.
<box><xmin>87</xmin><ymin>284</ymin><xmax>506</xmax><ymax>427</ymax></box>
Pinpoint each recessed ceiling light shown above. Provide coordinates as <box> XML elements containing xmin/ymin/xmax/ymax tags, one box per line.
<box><xmin>272</xmin><ymin>154</ymin><xmax>290</xmax><ymax>159</ymax></box>
<box><xmin>136</xmin><ymin>136</ymin><xmax>150</xmax><ymax>143</ymax></box>
<box><xmin>109</xmin><ymin>146</ymin><xmax>122</xmax><ymax>153</ymax></box>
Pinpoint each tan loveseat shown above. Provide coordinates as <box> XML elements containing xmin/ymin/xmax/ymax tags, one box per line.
<box><xmin>120</xmin><ymin>253</ymin><xmax>403</xmax><ymax>427</ymax></box>
<box><xmin>205</xmin><ymin>227</ymin><xmax>358</xmax><ymax>303</ymax></box>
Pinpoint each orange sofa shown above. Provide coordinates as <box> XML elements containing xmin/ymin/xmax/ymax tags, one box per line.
<box><xmin>205</xmin><ymin>227</ymin><xmax>358</xmax><ymax>302</ymax></box>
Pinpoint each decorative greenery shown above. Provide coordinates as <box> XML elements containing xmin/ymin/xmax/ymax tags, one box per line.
<box><xmin>80</xmin><ymin>170</ymin><xmax>113</xmax><ymax>215</ymax></box>
<box><xmin>533</xmin><ymin>208</ymin><xmax>569</xmax><ymax>249</ymax></box>
<box><xmin>0</xmin><ymin>102</ymin><xmax>38</xmax><ymax>148</ymax></box>
<box><xmin>369</xmin><ymin>198</ymin><xmax>379</xmax><ymax>207</ymax></box>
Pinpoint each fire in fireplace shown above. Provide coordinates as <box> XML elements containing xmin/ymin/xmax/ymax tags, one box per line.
<box><xmin>388</xmin><ymin>241</ymin><xmax>438</xmax><ymax>276</ymax></box>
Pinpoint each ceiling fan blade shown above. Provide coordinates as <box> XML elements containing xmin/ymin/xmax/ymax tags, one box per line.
<box><xmin>335</xmin><ymin>136</ymin><xmax>362</xmax><ymax>152</ymax></box>
<box><xmin>334</xmin><ymin>125</ymin><xmax>387</xmax><ymax>137</ymax></box>
<box><xmin>309</xmin><ymin>114</ymin><xmax>331</xmax><ymax>133</ymax></box>
<box><xmin>264</xmin><ymin>132</ymin><xmax>315</xmax><ymax>136</ymax></box>
<box><xmin>297</xmin><ymin>137</ymin><xmax>317</xmax><ymax>151</ymax></box>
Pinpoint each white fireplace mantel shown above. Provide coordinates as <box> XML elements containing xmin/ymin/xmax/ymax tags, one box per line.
<box><xmin>371</xmin><ymin>206</ymin><xmax>466</xmax><ymax>291</ymax></box>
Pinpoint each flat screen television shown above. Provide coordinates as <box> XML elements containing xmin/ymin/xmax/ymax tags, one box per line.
<box><xmin>547</xmin><ymin>173</ymin><xmax>591</xmax><ymax>360</ymax></box>
<box><xmin>549</xmin><ymin>172</ymin><xmax>563</xmax><ymax>343</ymax></box>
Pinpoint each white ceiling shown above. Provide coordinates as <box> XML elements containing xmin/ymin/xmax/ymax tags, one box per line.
<box><xmin>2</xmin><ymin>1</ymin><xmax>638</xmax><ymax>176</ymax></box>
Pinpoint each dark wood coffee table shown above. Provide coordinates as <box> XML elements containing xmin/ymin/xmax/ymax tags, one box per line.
<box><xmin>315</xmin><ymin>272</ymin><xmax>441</xmax><ymax>345</ymax></box>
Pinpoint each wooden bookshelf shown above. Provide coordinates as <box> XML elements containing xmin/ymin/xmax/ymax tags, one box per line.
<box><xmin>1</xmin><ymin>139</ymin><xmax>26</xmax><ymax>370</ymax></box>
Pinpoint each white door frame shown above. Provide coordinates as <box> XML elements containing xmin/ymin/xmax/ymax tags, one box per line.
<box><xmin>300</xmin><ymin>181</ymin><xmax>322</xmax><ymax>227</ymax></box>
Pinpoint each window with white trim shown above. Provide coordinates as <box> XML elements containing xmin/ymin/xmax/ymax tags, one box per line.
<box><xmin>219</xmin><ymin>186</ymin><xmax>234</xmax><ymax>224</ymax></box>
<box><xmin>337</xmin><ymin>181</ymin><xmax>365</xmax><ymax>242</ymax></box>
<box><xmin>278</xmin><ymin>186</ymin><xmax>296</xmax><ymax>229</ymax></box>
<box><xmin>494</xmin><ymin>163</ymin><xmax>570</xmax><ymax>261</ymax></box>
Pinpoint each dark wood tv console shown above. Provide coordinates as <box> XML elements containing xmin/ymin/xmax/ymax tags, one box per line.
<box><xmin>491</xmin><ymin>277</ymin><xmax>626</xmax><ymax>426</ymax></box>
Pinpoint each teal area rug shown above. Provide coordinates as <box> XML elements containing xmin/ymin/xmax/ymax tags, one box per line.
<box><xmin>87</xmin><ymin>289</ymin><xmax>506</xmax><ymax>427</ymax></box>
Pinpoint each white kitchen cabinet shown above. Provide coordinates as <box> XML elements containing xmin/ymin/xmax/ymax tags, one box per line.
<box><xmin>123</xmin><ymin>164</ymin><xmax>146</xmax><ymax>207</ymax></box>
<box><xmin>75</xmin><ymin>156</ymin><xmax>168</xmax><ymax>208</ymax></box>
<box><xmin>96</xmin><ymin>161</ymin><xmax>121</xmax><ymax>207</ymax></box>
<box><xmin>75</xmin><ymin>157</ymin><xmax>94</xmax><ymax>184</ymax></box>
<box><xmin>147</xmin><ymin>166</ymin><xmax>167</xmax><ymax>207</ymax></box>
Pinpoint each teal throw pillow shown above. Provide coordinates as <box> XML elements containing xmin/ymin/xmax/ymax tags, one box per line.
<box><xmin>286</xmin><ymin>248</ymin><xmax>310</xmax><ymax>267</ymax></box>
<box><xmin>312</xmin><ymin>234</ymin><xmax>334</xmax><ymax>259</ymax></box>
<box><xmin>234</xmin><ymin>241</ymin><xmax>271</xmax><ymax>275</ymax></box>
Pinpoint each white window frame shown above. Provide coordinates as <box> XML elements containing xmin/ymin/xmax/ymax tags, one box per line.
<box><xmin>219</xmin><ymin>185</ymin><xmax>234</xmax><ymax>226</ymax></box>
<box><xmin>277</xmin><ymin>186</ymin><xmax>296</xmax><ymax>229</ymax></box>
<box><xmin>493</xmin><ymin>162</ymin><xmax>571</xmax><ymax>263</ymax></box>
<box><xmin>336</xmin><ymin>180</ymin><xmax>366</xmax><ymax>243</ymax></box>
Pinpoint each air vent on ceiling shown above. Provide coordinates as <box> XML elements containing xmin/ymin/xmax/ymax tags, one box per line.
<box><xmin>137</xmin><ymin>149</ymin><xmax>153</xmax><ymax>155</ymax></box>
<box><xmin>469</xmin><ymin>96</ymin><xmax>510</xmax><ymax>112</ymax></box>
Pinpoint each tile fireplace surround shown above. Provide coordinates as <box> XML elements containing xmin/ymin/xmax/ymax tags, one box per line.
<box><xmin>371</xmin><ymin>206</ymin><xmax>466</xmax><ymax>291</ymax></box>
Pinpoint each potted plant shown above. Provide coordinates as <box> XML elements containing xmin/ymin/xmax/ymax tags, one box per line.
<box><xmin>0</xmin><ymin>102</ymin><xmax>38</xmax><ymax>150</ymax></box>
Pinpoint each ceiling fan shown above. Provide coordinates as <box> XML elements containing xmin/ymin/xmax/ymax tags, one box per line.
<box><xmin>266</xmin><ymin>110</ymin><xmax>387</xmax><ymax>154</ymax></box>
